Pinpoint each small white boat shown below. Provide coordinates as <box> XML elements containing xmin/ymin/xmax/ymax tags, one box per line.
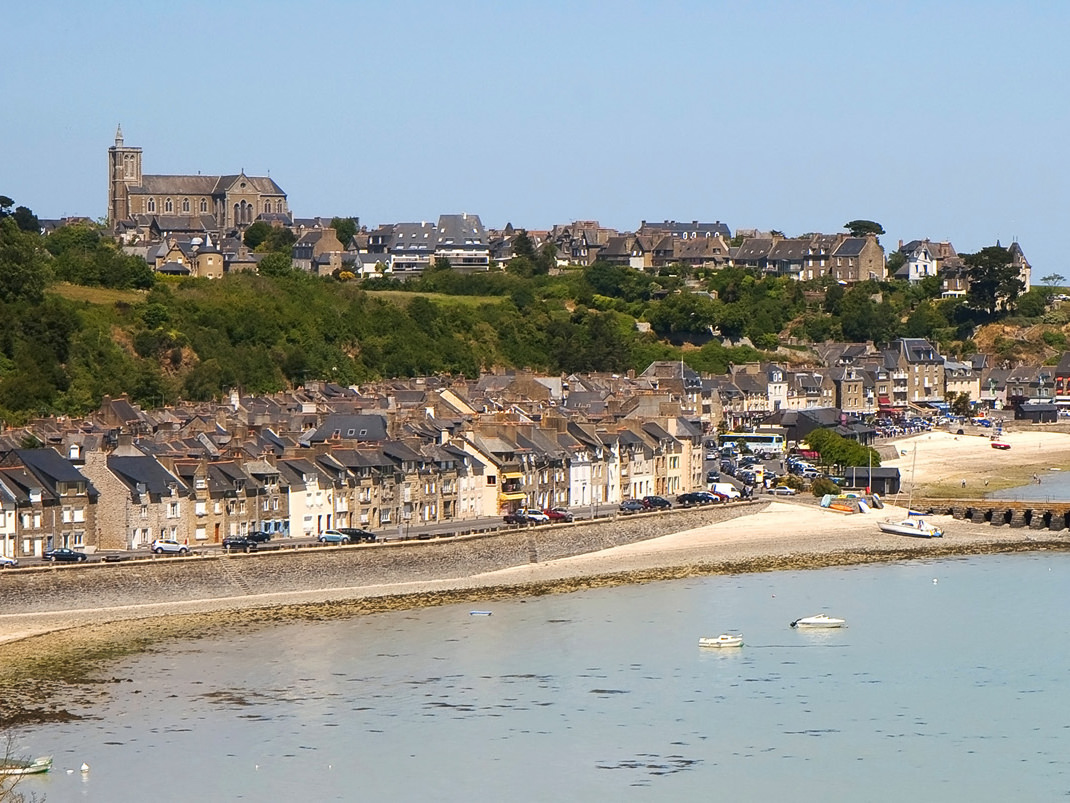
<box><xmin>469</xmin><ymin>610</ymin><xmax>492</xmax><ymax>616</ymax></box>
<box><xmin>790</xmin><ymin>614</ymin><xmax>846</xmax><ymax>628</ymax></box>
<box><xmin>877</xmin><ymin>517</ymin><xmax>943</xmax><ymax>538</ymax></box>
<box><xmin>0</xmin><ymin>756</ymin><xmax>52</xmax><ymax>776</ymax></box>
<box><xmin>698</xmin><ymin>634</ymin><xmax>743</xmax><ymax>648</ymax></box>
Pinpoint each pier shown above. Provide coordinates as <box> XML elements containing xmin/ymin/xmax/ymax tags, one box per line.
<box><xmin>914</xmin><ymin>498</ymin><xmax>1070</xmax><ymax>531</ymax></box>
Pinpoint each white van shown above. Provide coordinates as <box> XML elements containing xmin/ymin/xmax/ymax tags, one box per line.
<box><xmin>710</xmin><ymin>482</ymin><xmax>741</xmax><ymax>500</ymax></box>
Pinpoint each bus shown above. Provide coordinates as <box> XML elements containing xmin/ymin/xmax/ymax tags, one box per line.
<box><xmin>721</xmin><ymin>431</ymin><xmax>786</xmax><ymax>457</ymax></box>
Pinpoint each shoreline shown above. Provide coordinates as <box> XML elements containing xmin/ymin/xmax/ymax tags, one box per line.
<box><xmin>5</xmin><ymin>427</ymin><xmax>1070</xmax><ymax>727</ymax></box>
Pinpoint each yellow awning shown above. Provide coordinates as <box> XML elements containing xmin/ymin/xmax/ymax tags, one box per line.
<box><xmin>497</xmin><ymin>491</ymin><xmax>526</xmax><ymax>502</ymax></box>
<box><xmin>501</xmin><ymin>472</ymin><xmax>523</xmax><ymax>480</ymax></box>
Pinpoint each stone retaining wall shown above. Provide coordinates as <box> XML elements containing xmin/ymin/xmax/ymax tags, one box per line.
<box><xmin>0</xmin><ymin>504</ymin><xmax>760</xmax><ymax>615</ymax></box>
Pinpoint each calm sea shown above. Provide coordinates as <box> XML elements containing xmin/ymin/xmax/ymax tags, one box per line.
<box><xmin>14</xmin><ymin>552</ymin><xmax>1070</xmax><ymax>802</ymax></box>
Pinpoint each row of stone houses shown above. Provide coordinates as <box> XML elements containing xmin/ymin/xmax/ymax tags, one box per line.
<box><xmin>0</xmin><ymin>398</ymin><xmax>707</xmax><ymax>558</ymax></box>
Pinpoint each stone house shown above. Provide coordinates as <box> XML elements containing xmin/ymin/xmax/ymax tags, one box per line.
<box><xmin>829</xmin><ymin>236</ymin><xmax>885</xmax><ymax>282</ymax></box>
<box><xmin>0</xmin><ymin>448</ymin><xmax>99</xmax><ymax>554</ymax></box>
<box><xmin>82</xmin><ymin>442</ymin><xmax>189</xmax><ymax>550</ymax></box>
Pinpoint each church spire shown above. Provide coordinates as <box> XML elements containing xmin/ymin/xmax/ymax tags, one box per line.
<box><xmin>115</xmin><ymin>123</ymin><xmax>124</xmax><ymax>146</ymax></box>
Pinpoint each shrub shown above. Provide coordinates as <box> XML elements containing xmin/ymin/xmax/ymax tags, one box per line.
<box><xmin>810</xmin><ymin>477</ymin><xmax>840</xmax><ymax>497</ymax></box>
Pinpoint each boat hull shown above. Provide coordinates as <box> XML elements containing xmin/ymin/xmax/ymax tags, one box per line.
<box><xmin>0</xmin><ymin>757</ymin><xmax>52</xmax><ymax>776</ymax></box>
<box><xmin>877</xmin><ymin>520</ymin><xmax>942</xmax><ymax>538</ymax></box>
<box><xmin>699</xmin><ymin>635</ymin><xmax>743</xmax><ymax>648</ymax></box>
<box><xmin>791</xmin><ymin>616</ymin><xmax>845</xmax><ymax>628</ymax></box>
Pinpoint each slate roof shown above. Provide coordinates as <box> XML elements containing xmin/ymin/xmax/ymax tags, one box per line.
<box><xmin>107</xmin><ymin>455</ymin><xmax>184</xmax><ymax>496</ymax></box>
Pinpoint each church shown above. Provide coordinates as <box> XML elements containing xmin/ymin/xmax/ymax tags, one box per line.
<box><xmin>107</xmin><ymin>126</ymin><xmax>289</xmax><ymax>239</ymax></box>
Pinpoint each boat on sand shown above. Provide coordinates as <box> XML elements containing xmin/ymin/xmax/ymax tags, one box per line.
<box><xmin>878</xmin><ymin>516</ymin><xmax>943</xmax><ymax>538</ymax></box>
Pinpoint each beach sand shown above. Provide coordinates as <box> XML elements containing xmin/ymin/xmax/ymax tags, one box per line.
<box><xmin>2</xmin><ymin>427</ymin><xmax>1070</xmax><ymax>725</ymax></box>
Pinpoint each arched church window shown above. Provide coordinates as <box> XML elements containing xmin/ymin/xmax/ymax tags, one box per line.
<box><xmin>264</xmin><ymin>201</ymin><xmax>271</xmax><ymax>214</ymax></box>
<box><xmin>182</xmin><ymin>198</ymin><xmax>190</xmax><ymax>213</ymax></box>
<box><xmin>165</xmin><ymin>198</ymin><xmax>173</xmax><ymax>213</ymax></box>
<box><xmin>234</xmin><ymin>203</ymin><xmax>240</xmax><ymax>224</ymax></box>
<box><xmin>200</xmin><ymin>199</ymin><xmax>208</xmax><ymax>213</ymax></box>
<box><xmin>276</xmin><ymin>200</ymin><xmax>283</xmax><ymax>213</ymax></box>
<box><xmin>148</xmin><ymin>198</ymin><xmax>156</xmax><ymax>212</ymax></box>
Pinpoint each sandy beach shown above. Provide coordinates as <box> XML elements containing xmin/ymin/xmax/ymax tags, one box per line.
<box><xmin>2</xmin><ymin>426</ymin><xmax>1070</xmax><ymax>725</ymax></box>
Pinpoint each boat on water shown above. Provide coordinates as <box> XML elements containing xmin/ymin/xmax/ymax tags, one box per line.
<box><xmin>0</xmin><ymin>756</ymin><xmax>52</xmax><ymax>776</ymax></box>
<box><xmin>698</xmin><ymin>634</ymin><xmax>743</xmax><ymax>648</ymax></box>
<box><xmin>790</xmin><ymin>614</ymin><xmax>846</xmax><ymax>628</ymax></box>
<box><xmin>878</xmin><ymin>516</ymin><xmax>943</xmax><ymax>538</ymax></box>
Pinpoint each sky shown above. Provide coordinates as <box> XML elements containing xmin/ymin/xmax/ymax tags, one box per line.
<box><xmin>3</xmin><ymin>1</ymin><xmax>1068</xmax><ymax>276</ymax></box>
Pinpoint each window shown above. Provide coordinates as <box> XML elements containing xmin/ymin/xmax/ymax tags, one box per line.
<box><xmin>264</xmin><ymin>201</ymin><xmax>271</xmax><ymax>213</ymax></box>
<box><xmin>195</xmin><ymin>501</ymin><xmax>206</xmax><ymax>516</ymax></box>
<box><xmin>200</xmin><ymin>199</ymin><xmax>208</xmax><ymax>213</ymax></box>
<box><xmin>182</xmin><ymin>198</ymin><xmax>190</xmax><ymax>213</ymax></box>
<box><xmin>195</xmin><ymin>478</ymin><xmax>206</xmax><ymax>490</ymax></box>
<box><xmin>276</xmin><ymin>200</ymin><xmax>283</xmax><ymax>213</ymax></box>
<box><xmin>148</xmin><ymin>198</ymin><xmax>156</xmax><ymax>212</ymax></box>
<box><xmin>165</xmin><ymin>198</ymin><xmax>173</xmax><ymax>213</ymax></box>
<box><xmin>168</xmin><ymin>502</ymin><xmax>180</xmax><ymax>518</ymax></box>
<box><xmin>73</xmin><ymin>507</ymin><xmax>85</xmax><ymax>523</ymax></box>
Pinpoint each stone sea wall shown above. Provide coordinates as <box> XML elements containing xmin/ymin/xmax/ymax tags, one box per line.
<box><xmin>0</xmin><ymin>504</ymin><xmax>760</xmax><ymax>615</ymax></box>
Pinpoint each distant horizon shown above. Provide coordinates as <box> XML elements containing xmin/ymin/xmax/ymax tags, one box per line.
<box><xmin>5</xmin><ymin>1</ymin><xmax>1067</xmax><ymax>273</ymax></box>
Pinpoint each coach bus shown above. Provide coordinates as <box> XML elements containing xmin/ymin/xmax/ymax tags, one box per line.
<box><xmin>720</xmin><ymin>431</ymin><xmax>786</xmax><ymax>456</ymax></box>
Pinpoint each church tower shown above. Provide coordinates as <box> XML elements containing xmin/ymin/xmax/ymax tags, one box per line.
<box><xmin>107</xmin><ymin>124</ymin><xmax>142</xmax><ymax>230</ymax></box>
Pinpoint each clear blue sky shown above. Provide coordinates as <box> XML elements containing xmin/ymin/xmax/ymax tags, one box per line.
<box><xmin>4</xmin><ymin>1</ymin><xmax>1068</xmax><ymax>276</ymax></box>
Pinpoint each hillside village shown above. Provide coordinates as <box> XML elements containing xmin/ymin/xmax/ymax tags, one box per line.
<box><xmin>0</xmin><ymin>131</ymin><xmax>1063</xmax><ymax>561</ymax></box>
<box><xmin>2</xmin><ymin>337</ymin><xmax>1070</xmax><ymax>561</ymax></box>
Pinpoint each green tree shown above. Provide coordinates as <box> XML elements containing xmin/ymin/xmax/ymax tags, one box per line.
<box><xmin>0</xmin><ymin>217</ymin><xmax>47</xmax><ymax>303</ymax></box>
<box><xmin>512</xmin><ymin>229</ymin><xmax>536</xmax><ymax>261</ymax></box>
<box><xmin>844</xmin><ymin>219</ymin><xmax>885</xmax><ymax>237</ymax></box>
<box><xmin>963</xmin><ymin>245</ymin><xmax>1022</xmax><ymax>316</ymax></box>
<box><xmin>261</xmin><ymin>226</ymin><xmax>296</xmax><ymax>253</ymax></box>
<box><xmin>257</xmin><ymin>251</ymin><xmax>294</xmax><ymax>276</ymax></box>
<box><xmin>330</xmin><ymin>217</ymin><xmax>357</xmax><ymax>247</ymax></box>
<box><xmin>885</xmin><ymin>250</ymin><xmax>905</xmax><ymax>277</ymax></box>
<box><xmin>243</xmin><ymin>220</ymin><xmax>272</xmax><ymax>250</ymax></box>
<box><xmin>948</xmin><ymin>391</ymin><xmax>972</xmax><ymax>417</ymax></box>
<box><xmin>12</xmin><ymin>206</ymin><xmax>39</xmax><ymax>233</ymax></box>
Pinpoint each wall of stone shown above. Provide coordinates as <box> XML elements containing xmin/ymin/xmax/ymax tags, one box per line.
<box><xmin>0</xmin><ymin>504</ymin><xmax>758</xmax><ymax>615</ymax></box>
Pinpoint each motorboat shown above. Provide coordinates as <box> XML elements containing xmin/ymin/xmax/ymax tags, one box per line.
<box><xmin>698</xmin><ymin>634</ymin><xmax>743</xmax><ymax>648</ymax></box>
<box><xmin>790</xmin><ymin>614</ymin><xmax>845</xmax><ymax>628</ymax></box>
<box><xmin>990</xmin><ymin>441</ymin><xmax>1011</xmax><ymax>450</ymax></box>
<box><xmin>877</xmin><ymin>517</ymin><xmax>943</xmax><ymax>538</ymax></box>
<box><xmin>0</xmin><ymin>756</ymin><xmax>52</xmax><ymax>776</ymax></box>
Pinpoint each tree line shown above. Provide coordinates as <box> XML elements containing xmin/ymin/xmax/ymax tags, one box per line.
<box><xmin>0</xmin><ymin>202</ymin><xmax>1061</xmax><ymax>425</ymax></box>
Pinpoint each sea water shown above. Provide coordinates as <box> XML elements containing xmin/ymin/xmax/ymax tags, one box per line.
<box><xmin>14</xmin><ymin>553</ymin><xmax>1070</xmax><ymax>802</ymax></box>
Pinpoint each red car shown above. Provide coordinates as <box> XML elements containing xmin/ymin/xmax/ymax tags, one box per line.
<box><xmin>542</xmin><ymin>507</ymin><xmax>574</xmax><ymax>523</ymax></box>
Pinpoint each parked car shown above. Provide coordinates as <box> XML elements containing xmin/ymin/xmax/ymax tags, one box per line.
<box><xmin>0</xmin><ymin>554</ymin><xmax>19</xmax><ymax>568</ymax></box>
<box><xmin>222</xmin><ymin>535</ymin><xmax>259</xmax><ymax>552</ymax></box>
<box><xmin>44</xmin><ymin>547</ymin><xmax>88</xmax><ymax>563</ymax></box>
<box><xmin>318</xmin><ymin>529</ymin><xmax>351</xmax><ymax>544</ymax></box>
<box><xmin>642</xmin><ymin>495</ymin><xmax>672</xmax><ymax>510</ymax></box>
<box><xmin>705</xmin><ymin>470</ymin><xmax>720</xmax><ymax>483</ymax></box>
<box><xmin>677</xmin><ymin>492</ymin><xmax>714</xmax><ymax>507</ymax></box>
<box><xmin>619</xmin><ymin>499</ymin><xmax>646</xmax><ymax>514</ymax></box>
<box><xmin>337</xmin><ymin>527</ymin><xmax>378</xmax><ymax>542</ymax></box>
<box><xmin>542</xmin><ymin>507</ymin><xmax>574</xmax><ymax>523</ymax></box>
<box><xmin>151</xmin><ymin>538</ymin><xmax>189</xmax><ymax>555</ymax></box>
<box><xmin>245</xmin><ymin>530</ymin><xmax>273</xmax><ymax>543</ymax></box>
<box><xmin>771</xmin><ymin>485</ymin><xmax>798</xmax><ymax>496</ymax></box>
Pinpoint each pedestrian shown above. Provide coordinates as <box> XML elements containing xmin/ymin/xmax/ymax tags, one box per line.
<box><xmin>961</xmin><ymin>479</ymin><xmax>966</xmax><ymax>488</ymax></box>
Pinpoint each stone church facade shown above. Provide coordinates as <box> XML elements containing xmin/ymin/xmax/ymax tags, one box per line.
<box><xmin>107</xmin><ymin>126</ymin><xmax>288</xmax><ymax>236</ymax></box>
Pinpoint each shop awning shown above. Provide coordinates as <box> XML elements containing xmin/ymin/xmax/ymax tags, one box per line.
<box><xmin>497</xmin><ymin>491</ymin><xmax>526</xmax><ymax>502</ymax></box>
<box><xmin>501</xmin><ymin>472</ymin><xmax>523</xmax><ymax>480</ymax></box>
